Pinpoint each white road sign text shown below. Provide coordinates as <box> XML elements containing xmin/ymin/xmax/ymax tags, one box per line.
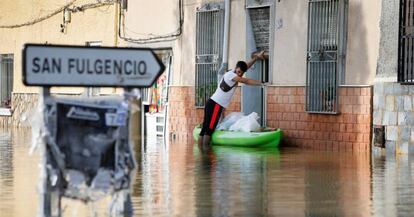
<box><xmin>23</xmin><ymin>44</ymin><xmax>165</xmax><ymax>87</ymax></box>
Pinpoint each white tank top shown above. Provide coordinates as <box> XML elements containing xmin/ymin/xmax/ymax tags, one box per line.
<box><xmin>211</xmin><ymin>71</ymin><xmax>238</xmax><ymax>108</ymax></box>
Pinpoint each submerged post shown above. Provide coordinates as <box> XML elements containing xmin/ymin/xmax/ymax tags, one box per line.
<box><xmin>38</xmin><ymin>86</ymin><xmax>61</xmax><ymax>217</ymax></box>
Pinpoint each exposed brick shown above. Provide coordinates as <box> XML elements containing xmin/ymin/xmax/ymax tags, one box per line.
<box><xmin>282</xmin><ymin>113</ymin><xmax>288</xmax><ymax>121</ymax></box>
<box><xmin>332</xmin><ymin>123</ymin><xmax>340</xmax><ymax>132</ymax></box>
<box><xmin>290</xmin><ymin>122</ymin><xmax>297</xmax><ymax>130</ymax></box>
<box><xmin>288</xmin><ymin>113</ymin><xmax>294</xmax><ymax>121</ymax></box>
<box><xmin>274</xmin><ymin>87</ymin><xmax>280</xmax><ymax>95</ymax></box>
<box><xmin>331</xmin><ymin>142</ymin><xmax>338</xmax><ymax>151</ymax></box>
<box><xmin>319</xmin><ymin>123</ymin><xmax>326</xmax><ymax>131</ymax></box>
<box><xmin>343</xmin><ymin>133</ymin><xmax>350</xmax><ymax>142</ymax></box>
<box><xmin>349</xmin><ymin>134</ymin><xmax>357</xmax><ymax>142</ymax></box>
<box><xmin>337</xmin><ymin>133</ymin><xmax>344</xmax><ymax>141</ymax></box>
<box><xmin>167</xmin><ymin>86</ymin><xmax>372</xmax><ymax>151</ymax></box>
<box><xmin>326</xmin><ymin>141</ymin><xmax>333</xmax><ymax>150</ymax></box>
<box><xmin>269</xmin><ymin>95</ymin><xmax>277</xmax><ymax>104</ymax></box>
<box><xmin>356</xmin><ymin>96</ymin><xmax>365</xmax><ymax>105</ymax></box>
<box><xmin>354</xmin><ymin>88</ymin><xmax>361</xmax><ymax>96</ymax></box>
<box><xmin>363</xmin><ymin>133</ymin><xmax>371</xmax><ymax>143</ymax></box>
<box><xmin>338</xmin><ymin>88</ymin><xmax>347</xmax><ymax>96</ymax></box>
<box><xmin>280</xmin><ymin>121</ymin><xmax>290</xmax><ymax>129</ymax></box>
<box><xmin>361</xmin><ymin>88</ymin><xmax>369</xmax><ymax>96</ymax></box>
<box><xmin>291</xmin><ymin>88</ymin><xmax>297</xmax><ymax>96</ymax></box>
<box><xmin>353</xmin><ymin>96</ymin><xmax>361</xmax><ymax>105</ymax></box>
<box><xmin>345</xmin><ymin>88</ymin><xmax>352</xmax><ymax>96</ymax></box>
<box><xmin>356</xmin><ymin>134</ymin><xmax>364</xmax><ymax>142</ymax></box>
<box><xmin>342</xmin><ymin>105</ymin><xmax>353</xmax><ymax>114</ymax></box>
<box><xmin>282</xmin><ymin>96</ymin><xmax>289</xmax><ymax>103</ymax></box>
<box><xmin>276</xmin><ymin>113</ymin><xmax>283</xmax><ymax>120</ymax></box>
<box><xmin>296</xmin><ymin>104</ymin><xmax>304</xmax><ymax>112</ymax></box>
<box><xmin>280</xmin><ymin>88</ymin><xmax>291</xmax><ymax>95</ymax></box>
<box><xmin>293</xmin><ymin>113</ymin><xmax>300</xmax><ymax>121</ymax></box>
<box><xmin>340</xmin><ymin>124</ymin><xmax>346</xmax><ymax>132</ymax></box>
<box><xmin>363</xmin><ymin>96</ymin><xmax>371</xmax><ymax>105</ymax></box>
<box><xmin>297</xmin><ymin>88</ymin><xmax>305</xmax><ymax>96</ymax></box>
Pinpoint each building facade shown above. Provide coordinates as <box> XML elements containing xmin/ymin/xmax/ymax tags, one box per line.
<box><xmin>164</xmin><ymin>0</ymin><xmax>380</xmax><ymax>151</ymax></box>
<box><xmin>0</xmin><ymin>0</ymin><xmax>120</xmax><ymax>127</ymax></box>
<box><xmin>0</xmin><ymin>0</ymin><xmax>384</xmax><ymax>152</ymax></box>
<box><xmin>373</xmin><ymin>0</ymin><xmax>414</xmax><ymax>154</ymax></box>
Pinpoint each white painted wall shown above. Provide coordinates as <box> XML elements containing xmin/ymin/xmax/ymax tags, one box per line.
<box><xmin>2</xmin><ymin>0</ymin><xmax>382</xmax><ymax>93</ymax></box>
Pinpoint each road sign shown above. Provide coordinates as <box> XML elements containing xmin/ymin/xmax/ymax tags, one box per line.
<box><xmin>23</xmin><ymin>44</ymin><xmax>165</xmax><ymax>87</ymax></box>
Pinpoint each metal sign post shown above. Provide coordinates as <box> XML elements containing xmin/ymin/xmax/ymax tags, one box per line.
<box><xmin>24</xmin><ymin>44</ymin><xmax>165</xmax><ymax>217</ymax></box>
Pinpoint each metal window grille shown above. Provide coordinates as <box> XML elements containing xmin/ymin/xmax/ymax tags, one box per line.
<box><xmin>306</xmin><ymin>0</ymin><xmax>347</xmax><ymax>114</ymax></box>
<box><xmin>0</xmin><ymin>54</ymin><xmax>13</xmax><ymax>108</ymax></box>
<box><xmin>195</xmin><ymin>4</ymin><xmax>224</xmax><ymax>107</ymax></box>
<box><xmin>399</xmin><ymin>0</ymin><xmax>414</xmax><ymax>83</ymax></box>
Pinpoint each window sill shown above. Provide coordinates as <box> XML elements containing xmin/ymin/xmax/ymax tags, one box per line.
<box><xmin>0</xmin><ymin>108</ymin><xmax>12</xmax><ymax>116</ymax></box>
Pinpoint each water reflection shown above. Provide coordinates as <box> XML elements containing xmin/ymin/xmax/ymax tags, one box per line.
<box><xmin>0</xmin><ymin>131</ymin><xmax>13</xmax><ymax>217</ymax></box>
<box><xmin>194</xmin><ymin>147</ymin><xmax>272</xmax><ymax>216</ymax></box>
<box><xmin>2</xmin><ymin>128</ymin><xmax>414</xmax><ymax>216</ymax></box>
<box><xmin>372</xmin><ymin>154</ymin><xmax>414</xmax><ymax>217</ymax></box>
<box><xmin>0</xmin><ymin>128</ymin><xmax>38</xmax><ymax>217</ymax></box>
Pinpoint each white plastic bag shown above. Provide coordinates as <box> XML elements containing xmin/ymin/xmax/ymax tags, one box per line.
<box><xmin>216</xmin><ymin>112</ymin><xmax>245</xmax><ymax>130</ymax></box>
<box><xmin>229</xmin><ymin>112</ymin><xmax>261</xmax><ymax>132</ymax></box>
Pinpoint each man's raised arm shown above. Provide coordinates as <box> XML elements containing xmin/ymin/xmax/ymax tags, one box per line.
<box><xmin>246</xmin><ymin>50</ymin><xmax>266</xmax><ymax>69</ymax></box>
<box><xmin>232</xmin><ymin>76</ymin><xmax>263</xmax><ymax>86</ymax></box>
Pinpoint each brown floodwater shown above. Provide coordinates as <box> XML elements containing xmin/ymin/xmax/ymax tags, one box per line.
<box><xmin>0</xmin><ymin>128</ymin><xmax>413</xmax><ymax>217</ymax></box>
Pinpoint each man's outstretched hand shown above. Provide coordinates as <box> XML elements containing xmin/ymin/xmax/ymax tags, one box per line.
<box><xmin>257</xmin><ymin>50</ymin><xmax>266</xmax><ymax>60</ymax></box>
<box><xmin>247</xmin><ymin>50</ymin><xmax>268</xmax><ymax>69</ymax></box>
<box><xmin>252</xmin><ymin>50</ymin><xmax>267</xmax><ymax>60</ymax></box>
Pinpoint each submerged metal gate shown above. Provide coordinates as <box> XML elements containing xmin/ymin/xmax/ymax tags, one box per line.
<box><xmin>0</xmin><ymin>54</ymin><xmax>13</xmax><ymax>108</ymax></box>
<box><xmin>399</xmin><ymin>0</ymin><xmax>414</xmax><ymax>83</ymax></box>
<box><xmin>306</xmin><ymin>0</ymin><xmax>347</xmax><ymax>114</ymax></box>
<box><xmin>195</xmin><ymin>4</ymin><xmax>224</xmax><ymax>107</ymax></box>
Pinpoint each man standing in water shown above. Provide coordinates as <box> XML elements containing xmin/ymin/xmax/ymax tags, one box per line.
<box><xmin>198</xmin><ymin>51</ymin><xmax>266</xmax><ymax>150</ymax></box>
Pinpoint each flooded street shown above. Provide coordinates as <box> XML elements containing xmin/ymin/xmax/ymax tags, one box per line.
<box><xmin>0</xmin><ymin>128</ymin><xmax>414</xmax><ymax>217</ymax></box>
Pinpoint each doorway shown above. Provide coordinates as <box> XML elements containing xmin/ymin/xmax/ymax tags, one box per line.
<box><xmin>243</xmin><ymin>1</ymin><xmax>274</xmax><ymax>126</ymax></box>
<box><xmin>141</xmin><ymin>49</ymin><xmax>173</xmax><ymax>147</ymax></box>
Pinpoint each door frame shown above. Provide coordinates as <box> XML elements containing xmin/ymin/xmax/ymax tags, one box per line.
<box><xmin>242</xmin><ymin>0</ymin><xmax>275</xmax><ymax>126</ymax></box>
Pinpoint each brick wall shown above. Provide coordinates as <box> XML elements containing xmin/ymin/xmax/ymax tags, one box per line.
<box><xmin>1</xmin><ymin>86</ymin><xmax>374</xmax><ymax>151</ymax></box>
<box><xmin>168</xmin><ymin>86</ymin><xmax>240</xmax><ymax>144</ymax></box>
<box><xmin>266</xmin><ymin>86</ymin><xmax>373</xmax><ymax>151</ymax></box>
<box><xmin>169</xmin><ymin>86</ymin><xmax>373</xmax><ymax>152</ymax></box>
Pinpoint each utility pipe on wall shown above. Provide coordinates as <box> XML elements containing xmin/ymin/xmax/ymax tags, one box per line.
<box><xmin>218</xmin><ymin>0</ymin><xmax>231</xmax><ymax>81</ymax></box>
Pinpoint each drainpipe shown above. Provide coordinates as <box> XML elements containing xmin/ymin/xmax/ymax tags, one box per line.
<box><xmin>218</xmin><ymin>0</ymin><xmax>231</xmax><ymax>81</ymax></box>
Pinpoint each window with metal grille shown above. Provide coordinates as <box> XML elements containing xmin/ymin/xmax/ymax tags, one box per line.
<box><xmin>306</xmin><ymin>0</ymin><xmax>347</xmax><ymax>114</ymax></box>
<box><xmin>399</xmin><ymin>0</ymin><xmax>414</xmax><ymax>83</ymax></box>
<box><xmin>195</xmin><ymin>4</ymin><xmax>224</xmax><ymax>107</ymax></box>
<box><xmin>0</xmin><ymin>54</ymin><xmax>13</xmax><ymax>108</ymax></box>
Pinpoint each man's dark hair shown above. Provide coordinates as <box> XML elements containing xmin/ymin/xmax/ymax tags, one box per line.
<box><xmin>236</xmin><ymin>61</ymin><xmax>248</xmax><ymax>72</ymax></box>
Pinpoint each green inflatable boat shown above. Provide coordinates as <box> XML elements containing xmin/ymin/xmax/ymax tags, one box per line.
<box><xmin>193</xmin><ymin>126</ymin><xmax>282</xmax><ymax>148</ymax></box>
